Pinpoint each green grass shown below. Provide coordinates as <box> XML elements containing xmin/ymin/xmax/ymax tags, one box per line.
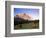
<box><xmin>14</xmin><ymin>20</ymin><xmax>39</xmax><ymax>30</ymax></box>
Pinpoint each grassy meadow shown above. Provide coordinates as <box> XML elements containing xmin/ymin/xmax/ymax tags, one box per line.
<box><xmin>14</xmin><ymin>20</ymin><xmax>39</xmax><ymax>30</ymax></box>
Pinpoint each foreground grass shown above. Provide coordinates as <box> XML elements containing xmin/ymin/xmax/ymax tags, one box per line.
<box><xmin>14</xmin><ymin>20</ymin><xmax>39</xmax><ymax>30</ymax></box>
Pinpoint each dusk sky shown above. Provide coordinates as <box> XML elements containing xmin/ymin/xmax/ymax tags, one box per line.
<box><xmin>14</xmin><ymin>8</ymin><xmax>39</xmax><ymax>19</ymax></box>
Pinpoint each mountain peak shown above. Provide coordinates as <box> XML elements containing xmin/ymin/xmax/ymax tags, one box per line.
<box><xmin>15</xmin><ymin>13</ymin><xmax>32</xmax><ymax>20</ymax></box>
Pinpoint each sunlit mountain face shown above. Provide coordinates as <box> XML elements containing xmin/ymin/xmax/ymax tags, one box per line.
<box><xmin>14</xmin><ymin>13</ymin><xmax>32</xmax><ymax>20</ymax></box>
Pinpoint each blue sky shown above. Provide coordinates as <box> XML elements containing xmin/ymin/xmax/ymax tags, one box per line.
<box><xmin>14</xmin><ymin>8</ymin><xmax>39</xmax><ymax>19</ymax></box>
